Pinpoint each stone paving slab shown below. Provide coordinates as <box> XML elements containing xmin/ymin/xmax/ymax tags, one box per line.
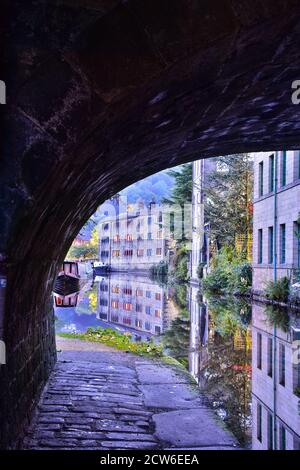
<box><xmin>136</xmin><ymin>364</ymin><xmax>191</xmax><ymax>384</ymax></box>
<box><xmin>139</xmin><ymin>383</ymin><xmax>207</xmax><ymax>409</ymax></box>
<box><xmin>23</xmin><ymin>339</ymin><xmax>242</xmax><ymax>450</ymax></box>
<box><xmin>153</xmin><ymin>409</ymin><xmax>238</xmax><ymax>448</ymax></box>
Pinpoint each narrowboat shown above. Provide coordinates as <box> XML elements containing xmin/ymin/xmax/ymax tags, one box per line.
<box><xmin>93</xmin><ymin>261</ymin><xmax>111</xmax><ymax>275</ymax></box>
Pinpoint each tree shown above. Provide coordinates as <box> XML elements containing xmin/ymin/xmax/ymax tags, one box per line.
<box><xmin>163</xmin><ymin>163</ymin><xmax>192</xmax><ymax>206</ymax></box>
<box><xmin>205</xmin><ymin>155</ymin><xmax>253</xmax><ymax>255</ymax></box>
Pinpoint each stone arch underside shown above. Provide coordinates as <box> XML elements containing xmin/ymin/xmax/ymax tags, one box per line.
<box><xmin>1</xmin><ymin>0</ymin><xmax>300</xmax><ymax>448</ymax></box>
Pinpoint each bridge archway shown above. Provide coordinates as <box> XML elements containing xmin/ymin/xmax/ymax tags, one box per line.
<box><xmin>1</xmin><ymin>0</ymin><xmax>300</xmax><ymax>448</ymax></box>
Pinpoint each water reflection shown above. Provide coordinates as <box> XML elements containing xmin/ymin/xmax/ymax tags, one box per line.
<box><xmin>251</xmin><ymin>302</ymin><xmax>300</xmax><ymax>450</ymax></box>
<box><xmin>54</xmin><ymin>273</ymin><xmax>300</xmax><ymax>449</ymax></box>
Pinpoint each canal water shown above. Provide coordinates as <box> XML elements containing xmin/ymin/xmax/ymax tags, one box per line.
<box><xmin>54</xmin><ymin>273</ymin><xmax>300</xmax><ymax>450</ymax></box>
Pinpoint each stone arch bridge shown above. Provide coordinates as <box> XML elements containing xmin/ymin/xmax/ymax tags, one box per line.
<box><xmin>1</xmin><ymin>0</ymin><xmax>300</xmax><ymax>448</ymax></box>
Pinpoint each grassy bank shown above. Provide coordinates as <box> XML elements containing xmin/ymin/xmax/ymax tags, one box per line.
<box><xmin>57</xmin><ymin>327</ymin><xmax>164</xmax><ymax>357</ymax></box>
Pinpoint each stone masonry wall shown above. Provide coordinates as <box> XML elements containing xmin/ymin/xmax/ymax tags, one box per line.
<box><xmin>2</xmin><ymin>0</ymin><xmax>300</xmax><ymax>448</ymax></box>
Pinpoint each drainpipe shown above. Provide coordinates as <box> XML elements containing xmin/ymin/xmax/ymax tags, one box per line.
<box><xmin>273</xmin><ymin>151</ymin><xmax>279</xmax><ymax>450</ymax></box>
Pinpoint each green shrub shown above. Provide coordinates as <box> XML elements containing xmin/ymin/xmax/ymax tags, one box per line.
<box><xmin>264</xmin><ymin>277</ymin><xmax>290</xmax><ymax>303</ymax></box>
<box><xmin>231</xmin><ymin>262</ymin><xmax>252</xmax><ymax>295</ymax></box>
<box><xmin>202</xmin><ymin>266</ymin><xmax>231</xmax><ymax>294</ymax></box>
<box><xmin>202</xmin><ymin>247</ymin><xmax>252</xmax><ymax>295</ymax></box>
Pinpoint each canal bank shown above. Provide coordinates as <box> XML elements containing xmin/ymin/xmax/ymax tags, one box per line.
<box><xmin>23</xmin><ymin>338</ymin><xmax>240</xmax><ymax>450</ymax></box>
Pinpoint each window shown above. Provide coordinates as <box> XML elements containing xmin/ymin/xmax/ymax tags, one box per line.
<box><xmin>123</xmin><ymin>302</ymin><xmax>132</xmax><ymax>311</ymax></box>
<box><xmin>123</xmin><ymin>317</ymin><xmax>131</xmax><ymax>325</ymax></box>
<box><xmin>259</xmin><ymin>161</ymin><xmax>264</xmax><ymax>196</ymax></box>
<box><xmin>279</xmin><ymin>425</ymin><xmax>286</xmax><ymax>450</ymax></box>
<box><xmin>145</xmin><ymin>306</ymin><xmax>151</xmax><ymax>315</ymax></box>
<box><xmin>113</xmin><ymin>234</ymin><xmax>120</xmax><ymax>243</ymax></box>
<box><xmin>147</xmin><ymin>249</ymin><xmax>152</xmax><ymax>257</ymax></box>
<box><xmin>294</xmin><ymin>221</ymin><xmax>300</xmax><ymax>273</ymax></box>
<box><xmin>257</xmin><ymin>333</ymin><xmax>262</xmax><ymax>369</ymax></box>
<box><xmin>267</xmin><ymin>413</ymin><xmax>273</xmax><ymax>450</ymax></box>
<box><xmin>146</xmin><ymin>290</ymin><xmax>151</xmax><ymax>298</ymax></box>
<box><xmin>123</xmin><ymin>287</ymin><xmax>132</xmax><ymax>295</ymax></box>
<box><xmin>258</xmin><ymin>229</ymin><xmax>263</xmax><ymax>264</ymax></box>
<box><xmin>156</xmin><ymin>248</ymin><xmax>162</xmax><ymax>256</ymax></box>
<box><xmin>147</xmin><ymin>216</ymin><xmax>152</xmax><ymax>225</ymax></box>
<box><xmin>147</xmin><ymin>232</ymin><xmax>152</xmax><ymax>240</ymax></box>
<box><xmin>157</xmin><ymin>231</ymin><xmax>163</xmax><ymax>239</ymax></box>
<box><xmin>268</xmin><ymin>227</ymin><xmax>274</xmax><ymax>264</ymax></box>
<box><xmin>112</xmin><ymin>250</ymin><xmax>120</xmax><ymax>257</ymax></box>
<box><xmin>137</xmin><ymin>249</ymin><xmax>144</xmax><ymax>257</ymax></box>
<box><xmin>155</xmin><ymin>326</ymin><xmax>161</xmax><ymax>334</ymax></box>
<box><xmin>155</xmin><ymin>309</ymin><xmax>161</xmax><ymax>318</ymax></box>
<box><xmin>293</xmin><ymin>337</ymin><xmax>300</xmax><ymax>396</ymax></box>
<box><xmin>111</xmin><ymin>300</ymin><xmax>119</xmax><ymax>309</ymax></box>
<box><xmin>145</xmin><ymin>322</ymin><xmax>151</xmax><ymax>331</ymax></box>
<box><xmin>136</xmin><ymin>289</ymin><xmax>143</xmax><ymax>297</ymax></box>
<box><xmin>99</xmin><ymin>298</ymin><xmax>108</xmax><ymax>306</ymax></box>
<box><xmin>155</xmin><ymin>293</ymin><xmax>161</xmax><ymax>301</ymax></box>
<box><xmin>298</xmin><ymin>150</ymin><xmax>300</xmax><ymax>180</ymax></box>
<box><xmin>126</xmin><ymin>234</ymin><xmax>133</xmax><ymax>241</ymax></box>
<box><xmin>124</xmin><ymin>249</ymin><xmax>133</xmax><ymax>257</ymax></box>
<box><xmin>135</xmin><ymin>319</ymin><xmax>142</xmax><ymax>328</ymax></box>
<box><xmin>111</xmin><ymin>314</ymin><xmax>119</xmax><ymax>322</ymax></box>
<box><xmin>269</xmin><ymin>154</ymin><xmax>275</xmax><ymax>192</ymax></box>
<box><xmin>136</xmin><ymin>303</ymin><xmax>142</xmax><ymax>313</ymax></box>
<box><xmin>257</xmin><ymin>403</ymin><xmax>262</xmax><ymax>443</ymax></box>
<box><xmin>280</xmin><ymin>224</ymin><xmax>286</xmax><ymax>264</ymax></box>
<box><xmin>267</xmin><ymin>337</ymin><xmax>273</xmax><ymax>378</ymax></box>
<box><xmin>279</xmin><ymin>343</ymin><xmax>286</xmax><ymax>386</ymax></box>
<box><xmin>100</xmin><ymin>284</ymin><xmax>109</xmax><ymax>292</ymax></box>
<box><xmin>111</xmin><ymin>285</ymin><xmax>120</xmax><ymax>294</ymax></box>
<box><xmin>281</xmin><ymin>150</ymin><xmax>287</xmax><ymax>187</ymax></box>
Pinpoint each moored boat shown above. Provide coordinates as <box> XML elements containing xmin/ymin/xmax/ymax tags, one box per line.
<box><xmin>93</xmin><ymin>261</ymin><xmax>111</xmax><ymax>275</ymax></box>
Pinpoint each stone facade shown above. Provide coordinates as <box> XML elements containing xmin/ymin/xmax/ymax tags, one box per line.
<box><xmin>252</xmin><ymin>151</ymin><xmax>300</xmax><ymax>292</ymax></box>
<box><xmin>2</xmin><ymin>0</ymin><xmax>300</xmax><ymax>449</ymax></box>
<box><xmin>251</xmin><ymin>302</ymin><xmax>300</xmax><ymax>450</ymax></box>
<box><xmin>190</xmin><ymin>159</ymin><xmax>216</xmax><ymax>283</ymax></box>
<box><xmin>98</xmin><ymin>201</ymin><xmax>169</xmax><ymax>272</ymax></box>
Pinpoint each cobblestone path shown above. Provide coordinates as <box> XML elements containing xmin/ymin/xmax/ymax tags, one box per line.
<box><xmin>24</xmin><ymin>340</ymin><xmax>241</xmax><ymax>450</ymax></box>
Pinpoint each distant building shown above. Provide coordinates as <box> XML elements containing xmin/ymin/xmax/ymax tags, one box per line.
<box><xmin>96</xmin><ymin>274</ymin><xmax>165</xmax><ymax>336</ymax></box>
<box><xmin>251</xmin><ymin>302</ymin><xmax>300</xmax><ymax>450</ymax></box>
<box><xmin>190</xmin><ymin>158</ymin><xmax>216</xmax><ymax>283</ymax></box>
<box><xmin>73</xmin><ymin>233</ymin><xmax>90</xmax><ymax>247</ymax></box>
<box><xmin>252</xmin><ymin>151</ymin><xmax>300</xmax><ymax>292</ymax></box>
<box><xmin>98</xmin><ymin>198</ymin><xmax>170</xmax><ymax>272</ymax></box>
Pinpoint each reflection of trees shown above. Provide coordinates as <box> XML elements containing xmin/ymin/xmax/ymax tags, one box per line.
<box><xmin>164</xmin><ymin>287</ymin><xmax>252</xmax><ymax>446</ymax></box>
<box><xmin>163</xmin><ymin>308</ymin><xmax>190</xmax><ymax>368</ymax></box>
<box><xmin>201</xmin><ymin>331</ymin><xmax>252</xmax><ymax>446</ymax></box>
<box><xmin>203</xmin><ymin>296</ymin><xmax>252</xmax><ymax>446</ymax></box>
<box><xmin>264</xmin><ymin>305</ymin><xmax>290</xmax><ymax>333</ymax></box>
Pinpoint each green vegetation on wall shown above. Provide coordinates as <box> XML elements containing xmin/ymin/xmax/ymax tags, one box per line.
<box><xmin>202</xmin><ymin>247</ymin><xmax>252</xmax><ymax>296</ymax></box>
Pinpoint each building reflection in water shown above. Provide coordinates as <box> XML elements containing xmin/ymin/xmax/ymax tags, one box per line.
<box><xmin>187</xmin><ymin>284</ymin><xmax>252</xmax><ymax>446</ymax></box>
<box><xmin>95</xmin><ymin>274</ymin><xmax>167</xmax><ymax>340</ymax></box>
<box><xmin>54</xmin><ymin>274</ymin><xmax>300</xmax><ymax>449</ymax></box>
<box><xmin>251</xmin><ymin>302</ymin><xmax>300</xmax><ymax>450</ymax></box>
